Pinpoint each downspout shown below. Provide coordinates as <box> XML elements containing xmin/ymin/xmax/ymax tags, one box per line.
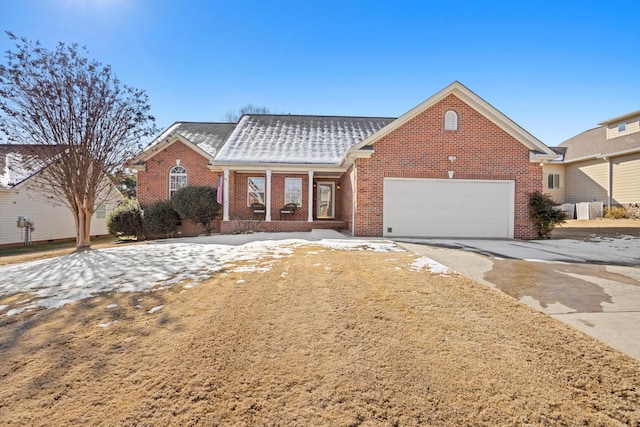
<box><xmin>606</xmin><ymin>157</ymin><xmax>612</xmax><ymax>209</ymax></box>
<box><xmin>597</xmin><ymin>154</ymin><xmax>612</xmax><ymax>209</ymax></box>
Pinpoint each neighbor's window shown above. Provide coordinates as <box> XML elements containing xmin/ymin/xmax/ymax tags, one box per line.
<box><xmin>96</xmin><ymin>204</ymin><xmax>106</xmax><ymax>219</ymax></box>
<box><xmin>284</xmin><ymin>177</ymin><xmax>303</xmax><ymax>206</ymax></box>
<box><xmin>247</xmin><ymin>177</ymin><xmax>265</xmax><ymax>206</ymax></box>
<box><xmin>169</xmin><ymin>166</ymin><xmax>187</xmax><ymax>198</ymax></box>
<box><xmin>547</xmin><ymin>173</ymin><xmax>560</xmax><ymax>190</ymax></box>
<box><xmin>618</xmin><ymin>122</ymin><xmax>626</xmax><ymax>132</ymax></box>
<box><xmin>444</xmin><ymin>110</ymin><xmax>458</xmax><ymax>131</ymax></box>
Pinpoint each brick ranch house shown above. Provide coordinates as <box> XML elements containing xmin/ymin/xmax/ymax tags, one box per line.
<box><xmin>130</xmin><ymin>81</ymin><xmax>557</xmax><ymax>239</ymax></box>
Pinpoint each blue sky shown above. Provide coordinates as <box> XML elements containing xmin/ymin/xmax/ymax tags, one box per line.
<box><xmin>1</xmin><ymin>0</ymin><xmax>639</xmax><ymax>146</ymax></box>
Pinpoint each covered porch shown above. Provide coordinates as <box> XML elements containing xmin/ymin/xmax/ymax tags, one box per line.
<box><xmin>215</xmin><ymin>167</ymin><xmax>352</xmax><ymax>235</ymax></box>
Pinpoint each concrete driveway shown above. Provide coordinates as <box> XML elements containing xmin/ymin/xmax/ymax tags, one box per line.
<box><xmin>397</xmin><ymin>237</ymin><xmax>640</xmax><ymax>362</ymax></box>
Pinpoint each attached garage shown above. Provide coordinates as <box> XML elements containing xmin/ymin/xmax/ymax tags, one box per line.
<box><xmin>383</xmin><ymin>178</ymin><xmax>515</xmax><ymax>238</ymax></box>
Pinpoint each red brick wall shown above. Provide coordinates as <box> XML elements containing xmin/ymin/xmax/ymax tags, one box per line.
<box><xmin>272</xmin><ymin>173</ymin><xmax>309</xmax><ymax>220</ymax></box>
<box><xmin>137</xmin><ymin>140</ymin><xmax>216</xmax><ymax>206</ymax></box>
<box><xmin>353</xmin><ymin>94</ymin><xmax>542</xmax><ymax>239</ymax></box>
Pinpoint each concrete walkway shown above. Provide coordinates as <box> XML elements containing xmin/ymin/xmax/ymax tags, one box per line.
<box><xmin>398</xmin><ymin>239</ymin><xmax>640</xmax><ymax>362</ymax></box>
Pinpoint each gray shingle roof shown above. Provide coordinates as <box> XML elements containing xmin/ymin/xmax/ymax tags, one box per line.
<box><xmin>154</xmin><ymin>122</ymin><xmax>236</xmax><ymax>156</ymax></box>
<box><xmin>558</xmin><ymin>126</ymin><xmax>640</xmax><ymax>161</ymax></box>
<box><xmin>214</xmin><ymin>114</ymin><xmax>396</xmax><ymax>165</ymax></box>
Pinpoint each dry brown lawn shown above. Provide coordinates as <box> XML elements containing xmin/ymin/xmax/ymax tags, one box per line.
<box><xmin>1</xmin><ymin>244</ymin><xmax>639</xmax><ymax>426</ymax></box>
<box><xmin>551</xmin><ymin>219</ymin><xmax>640</xmax><ymax>240</ymax></box>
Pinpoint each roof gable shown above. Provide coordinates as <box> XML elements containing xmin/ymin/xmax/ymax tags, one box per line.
<box><xmin>213</xmin><ymin>115</ymin><xmax>394</xmax><ymax>165</ymax></box>
<box><xmin>349</xmin><ymin>81</ymin><xmax>556</xmax><ymax>160</ymax></box>
<box><xmin>130</xmin><ymin>122</ymin><xmax>236</xmax><ymax>166</ymax></box>
<box><xmin>0</xmin><ymin>145</ymin><xmax>58</xmax><ymax>189</ymax></box>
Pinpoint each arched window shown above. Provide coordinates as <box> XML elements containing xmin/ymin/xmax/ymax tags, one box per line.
<box><xmin>444</xmin><ymin>110</ymin><xmax>458</xmax><ymax>131</ymax></box>
<box><xmin>169</xmin><ymin>166</ymin><xmax>187</xmax><ymax>198</ymax></box>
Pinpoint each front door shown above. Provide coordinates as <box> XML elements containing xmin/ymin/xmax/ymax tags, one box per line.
<box><xmin>316</xmin><ymin>182</ymin><xmax>335</xmax><ymax>219</ymax></box>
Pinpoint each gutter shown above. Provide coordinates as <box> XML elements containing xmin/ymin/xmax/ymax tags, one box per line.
<box><xmin>530</xmin><ymin>152</ymin><xmax>558</xmax><ymax>163</ymax></box>
<box><xmin>562</xmin><ymin>147</ymin><xmax>640</xmax><ymax>164</ymax></box>
<box><xmin>208</xmin><ymin>162</ymin><xmax>348</xmax><ymax>173</ymax></box>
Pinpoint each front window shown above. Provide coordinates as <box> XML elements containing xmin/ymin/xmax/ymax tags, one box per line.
<box><xmin>284</xmin><ymin>178</ymin><xmax>302</xmax><ymax>207</ymax></box>
<box><xmin>169</xmin><ymin>166</ymin><xmax>187</xmax><ymax>198</ymax></box>
<box><xmin>547</xmin><ymin>174</ymin><xmax>560</xmax><ymax>190</ymax></box>
<box><xmin>247</xmin><ymin>177</ymin><xmax>265</xmax><ymax>206</ymax></box>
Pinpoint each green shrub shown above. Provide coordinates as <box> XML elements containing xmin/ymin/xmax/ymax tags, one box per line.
<box><xmin>604</xmin><ymin>206</ymin><xmax>630</xmax><ymax>219</ymax></box>
<box><xmin>171</xmin><ymin>186</ymin><xmax>220</xmax><ymax>235</ymax></box>
<box><xmin>107</xmin><ymin>198</ymin><xmax>144</xmax><ymax>239</ymax></box>
<box><xmin>144</xmin><ymin>200</ymin><xmax>181</xmax><ymax>238</ymax></box>
<box><xmin>528</xmin><ymin>191</ymin><xmax>566</xmax><ymax>238</ymax></box>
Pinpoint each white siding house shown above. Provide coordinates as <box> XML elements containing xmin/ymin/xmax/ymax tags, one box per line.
<box><xmin>0</xmin><ymin>145</ymin><xmax>122</xmax><ymax>246</ymax></box>
<box><xmin>544</xmin><ymin>110</ymin><xmax>640</xmax><ymax>209</ymax></box>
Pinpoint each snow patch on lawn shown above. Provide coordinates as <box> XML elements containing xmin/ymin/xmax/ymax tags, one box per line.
<box><xmin>411</xmin><ymin>257</ymin><xmax>451</xmax><ymax>274</ymax></box>
<box><xmin>97</xmin><ymin>320</ymin><xmax>117</xmax><ymax>328</ymax></box>
<box><xmin>0</xmin><ymin>236</ymin><xmax>433</xmax><ymax>316</ymax></box>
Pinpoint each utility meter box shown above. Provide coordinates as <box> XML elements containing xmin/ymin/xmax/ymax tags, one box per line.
<box><xmin>17</xmin><ymin>216</ymin><xmax>26</xmax><ymax>227</ymax></box>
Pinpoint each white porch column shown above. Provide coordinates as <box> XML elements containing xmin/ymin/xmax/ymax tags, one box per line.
<box><xmin>223</xmin><ymin>169</ymin><xmax>230</xmax><ymax>221</ymax></box>
<box><xmin>265</xmin><ymin>169</ymin><xmax>272</xmax><ymax>222</ymax></box>
<box><xmin>307</xmin><ymin>170</ymin><xmax>314</xmax><ymax>222</ymax></box>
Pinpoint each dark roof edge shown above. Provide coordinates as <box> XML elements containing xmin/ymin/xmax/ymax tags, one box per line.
<box><xmin>237</xmin><ymin>113</ymin><xmax>398</xmax><ymax>120</ymax></box>
<box><xmin>598</xmin><ymin>110</ymin><xmax>640</xmax><ymax>125</ymax></box>
<box><xmin>173</xmin><ymin>121</ymin><xmax>236</xmax><ymax>125</ymax></box>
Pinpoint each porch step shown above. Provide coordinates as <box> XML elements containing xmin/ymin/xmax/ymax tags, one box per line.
<box><xmin>311</xmin><ymin>229</ymin><xmax>347</xmax><ymax>240</ymax></box>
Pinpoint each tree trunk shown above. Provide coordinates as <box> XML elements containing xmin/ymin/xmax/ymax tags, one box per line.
<box><xmin>76</xmin><ymin>207</ymin><xmax>92</xmax><ymax>249</ymax></box>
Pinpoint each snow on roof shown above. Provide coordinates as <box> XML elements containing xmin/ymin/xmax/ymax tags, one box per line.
<box><xmin>148</xmin><ymin>122</ymin><xmax>236</xmax><ymax>156</ymax></box>
<box><xmin>0</xmin><ymin>145</ymin><xmax>48</xmax><ymax>188</ymax></box>
<box><xmin>214</xmin><ymin>115</ymin><xmax>396</xmax><ymax>165</ymax></box>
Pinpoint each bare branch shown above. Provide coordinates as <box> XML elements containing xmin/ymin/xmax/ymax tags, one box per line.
<box><xmin>0</xmin><ymin>34</ymin><xmax>157</xmax><ymax>248</ymax></box>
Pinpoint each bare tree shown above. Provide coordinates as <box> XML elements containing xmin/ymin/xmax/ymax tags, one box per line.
<box><xmin>224</xmin><ymin>103</ymin><xmax>271</xmax><ymax>122</ymax></box>
<box><xmin>0</xmin><ymin>32</ymin><xmax>157</xmax><ymax>249</ymax></box>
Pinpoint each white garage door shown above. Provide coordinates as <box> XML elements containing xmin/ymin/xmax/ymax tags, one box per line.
<box><xmin>383</xmin><ymin>178</ymin><xmax>514</xmax><ymax>238</ymax></box>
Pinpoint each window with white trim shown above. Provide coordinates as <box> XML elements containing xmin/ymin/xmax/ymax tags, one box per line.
<box><xmin>547</xmin><ymin>173</ymin><xmax>560</xmax><ymax>190</ymax></box>
<box><xmin>284</xmin><ymin>177</ymin><xmax>302</xmax><ymax>206</ymax></box>
<box><xmin>444</xmin><ymin>110</ymin><xmax>458</xmax><ymax>131</ymax></box>
<box><xmin>618</xmin><ymin>122</ymin><xmax>626</xmax><ymax>132</ymax></box>
<box><xmin>247</xmin><ymin>177</ymin><xmax>265</xmax><ymax>206</ymax></box>
<box><xmin>96</xmin><ymin>204</ymin><xmax>106</xmax><ymax>219</ymax></box>
<box><xmin>169</xmin><ymin>166</ymin><xmax>187</xmax><ymax>198</ymax></box>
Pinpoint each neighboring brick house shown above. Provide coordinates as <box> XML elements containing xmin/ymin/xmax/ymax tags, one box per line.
<box><xmin>131</xmin><ymin>82</ymin><xmax>557</xmax><ymax>238</ymax></box>
<box><xmin>542</xmin><ymin>110</ymin><xmax>640</xmax><ymax>211</ymax></box>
